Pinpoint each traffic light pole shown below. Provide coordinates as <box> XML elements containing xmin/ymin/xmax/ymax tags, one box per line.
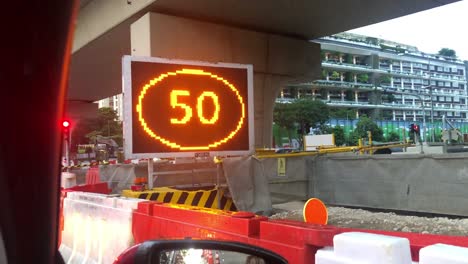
<box><xmin>65</xmin><ymin>138</ymin><xmax>70</xmax><ymax>170</ymax></box>
<box><xmin>62</xmin><ymin>120</ymin><xmax>71</xmax><ymax>169</ymax></box>
<box><xmin>429</xmin><ymin>86</ymin><xmax>435</xmax><ymax>142</ymax></box>
<box><xmin>387</xmin><ymin>90</ymin><xmax>425</xmax><ymax>154</ymax></box>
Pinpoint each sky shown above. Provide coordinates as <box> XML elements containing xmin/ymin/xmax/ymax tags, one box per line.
<box><xmin>347</xmin><ymin>0</ymin><xmax>468</xmax><ymax>60</ymax></box>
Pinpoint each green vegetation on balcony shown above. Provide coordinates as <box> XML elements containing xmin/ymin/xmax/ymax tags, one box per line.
<box><xmin>382</xmin><ymin>93</ymin><xmax>396</xmax><ymax>103</ymax></box>
<box><xmin>330</xmin><ymin>71</ymin><xmax>340</xmax><ymax>80</ymax></box>
<box><xmin>321</xmin><ymin>70</ymin><xmax>328</xmax><ymax>80</ymax></box>
<box><xmin>345</xmin><ymin>72</ymin><xmax>354</xmax><ymax>82</ymax></box>
<box><xmin>319</xmin><ymin>89</ymin><xmax>328</xmax><ymax>99</ymax></box>
<box><xmin>365</xmin><ymin>37</ymin><xmax>379</xmax><ymax>46</ymax></box>
<box><xmin>380</xmin><ymin>75</ymin><xmax>391</xmax><ymax>84</ymax></box>
<box><xmin>357</xmin><ymin>73</ymin><xmax>369</xmax><ymax>83</ymax></box>
<box><xmin>321</xmin><ymin>50</ymin><xmax>326</xmax><ymax>60</ymax></box>
<box><xmin>345</xmin><ymin>54</ymin><xmax>353</xmax><ymax>64</ymax></box>
<box><xmin>379</xmin><ymin>43</ymin><xmax>406</xmax><ymax>54</ymax></box>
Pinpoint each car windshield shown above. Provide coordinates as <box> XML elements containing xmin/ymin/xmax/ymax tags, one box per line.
<box><xmin>3</xmin><ymin>1</ymin><xmax>468</xmax><ymax>264</ymax></box>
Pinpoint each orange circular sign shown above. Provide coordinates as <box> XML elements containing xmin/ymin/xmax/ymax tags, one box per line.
<box><xmin>136</xmin><ymin>69</ymin><xmax>246</xmax><ymax>151</ymax></box>
<box><xmin>303</xmin><ymin>198</ymin><xmax>328</xmax><ymax>225</ymax></box>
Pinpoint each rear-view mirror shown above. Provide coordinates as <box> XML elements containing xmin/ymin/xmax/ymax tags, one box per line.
<box><xmin>132</xmin><ymin>239</ymin><xmax>288</xmax><ymax>264</ymax></box>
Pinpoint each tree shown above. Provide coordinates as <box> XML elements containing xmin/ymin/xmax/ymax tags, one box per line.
<box><xmin>382</xmin><ymin>93</ymin><xmax>396</xmax><ymax>103</ymax></box>
<box><xmin>323</xmin><ymin>125</ymin><xmax>346</xmax><ymax>146</ymax></box>
<box><xmin>386</xmin><ymin>94</ymin><xmax>396</xmax><ymax>103</ymax></box>
<box><xmin>273</xmin><ymin>102</ymin><xmax>297</xmax><ymax>143</ymax></box>
<box><xmin>273</xmin><ymin>99</ymin><xmax>329</xmax><ymax>146</ymax></box>
<box><xmin>387</xmin><ymin>131</ymin><xmax>400</xmax><ymax>142</ymax></box>
<box><xmin>71</xmin><ymin>107</ymin><xmax>123</xmax><ymax>150</ymax></box>
<box><xmin>438</xmin><ymin>48</ymin><xmax>456</xmax><ymax>58</ymax></box>
<box><xmin>349</xmin><ymin>115</ymin><xmax>384</xmax><ymax>145</ymax></box>
<box><xmin>70</xmin><ymin>118</ymin><xmax>95</xmax><ymax>151</ymax></box>
<box><xmin>273</xmin><ymin>103</ymin><xmax>297</xmax><ymax>132</ymax></box>
<box><xmin>87</xmin><ymin>107</ymin><xmax>122</xmax><ymax>145</ymax></box>
<box><xmin>293</xmin><ymin>99</ymin><xmax>329</xmax><ymax>136</ymax></box>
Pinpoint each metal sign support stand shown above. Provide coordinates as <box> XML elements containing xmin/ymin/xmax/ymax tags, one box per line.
<box><xmin>214</xmin><ymin>156</ymin><xmax>223</xmax><ymax>209</ymax></box>
<box><xmin>148</xmin><ymin>158</ymin><xmax>154</xmax><ymax>189</ymax></box>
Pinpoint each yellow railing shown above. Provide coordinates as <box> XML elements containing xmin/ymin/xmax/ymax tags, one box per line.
<box><xmin>255</xmin><ymin>142</ymin><xmax>411</xmax><ymax>159</ymax></box>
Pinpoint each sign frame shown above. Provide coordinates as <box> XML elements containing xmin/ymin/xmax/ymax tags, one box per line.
<box><xmin>122</xmin><ymin>55</ymin><xmax>254</xmax><ymax>159</ymax></box>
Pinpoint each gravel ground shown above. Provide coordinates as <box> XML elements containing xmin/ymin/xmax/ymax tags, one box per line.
<box><xmin>270</xmin><ymin>202</ymin><xmax>468</xmax><ymax>236</ymax></box>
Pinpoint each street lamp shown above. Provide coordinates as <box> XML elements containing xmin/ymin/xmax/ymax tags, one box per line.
<box><xmin>425</xmin><ymin>84</ymin><xmax>435</xmax><ymax>142</ymax></box>
<box><xmin>422</xmin><ymin>53</ymin><xmax>436</xmax><ymax>142</ymax></box>
<box><xmin>397</xmin><ymin>52</ymin><xmax>435</xmax><ymax>143</ymax></box>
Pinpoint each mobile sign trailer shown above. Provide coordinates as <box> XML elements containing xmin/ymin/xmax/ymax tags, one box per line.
<box><xmin>122</xmin><ymin>56</ymin><xmax>254</xmax><ymax>188</ymax></box>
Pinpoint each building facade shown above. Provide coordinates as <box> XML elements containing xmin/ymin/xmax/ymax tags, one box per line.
<box><xmin>280</xmin><ymin>33</ymin><xmax>468</xmax><ymax>122</ymax></box>
<box><xmin>97</xmin><ymin>94</ymin><xmax>123</xmax><ymax>121</ymax></box>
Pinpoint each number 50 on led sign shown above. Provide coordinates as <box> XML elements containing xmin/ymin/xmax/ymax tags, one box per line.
<box><xmin>122</xmin><ymin>56</ymin><xmax>254</xmax><ymax>159</ymax></box>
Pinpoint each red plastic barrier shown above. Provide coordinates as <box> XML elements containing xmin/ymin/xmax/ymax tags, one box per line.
<box><xmin>85</xmin><ymin>167</ymin><xmax>100</xmax><ymax>185</ymax></box>
<box><xmin>133</xmin><ymin>201</ymin><xmax>267</xmax><ymax>244</ymax></box>
<box><xmin>132</xmin><ymin>202</ymin><xmax>468</xmax><ymax>263</ymax></box>
<box><xmin>63</xmin><ymin>182</ymin><xmax>111</xmax><ymax>194</ymax></box>
<box><xmin>132</xmin><ymin>202</ymin><xmax>338</xmax><ymax>263</ymax></box>
<box><xmin>250</xmin><ymin>220</ymin><xmax>338</xmax><ymax>263</ymax></box>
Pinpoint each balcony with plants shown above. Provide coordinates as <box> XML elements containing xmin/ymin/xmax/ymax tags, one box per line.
<box><xmin>322</xmin><ymin>51</ymin><xmax>373</xmax><ymax>72</ymax></box>
<box><xmin>314</xmin><ymin>71</ymin><xmax>375</xmax><ymax>91</ymax></box>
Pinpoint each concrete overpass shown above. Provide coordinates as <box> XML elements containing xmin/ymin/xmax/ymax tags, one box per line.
<box><xmin>69</xmin><ymin>0</ymin><xmax>458</xmax><ymax>147</ymax></box>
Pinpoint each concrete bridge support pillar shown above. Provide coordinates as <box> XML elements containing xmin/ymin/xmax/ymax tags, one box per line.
<box><xmin>130</xmin><ymin>13</ymin><xmax>321</xmax><ymax>148</ymax></box>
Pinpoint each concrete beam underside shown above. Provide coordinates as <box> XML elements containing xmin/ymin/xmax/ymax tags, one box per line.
<box><xmin>130</xmin><ymin>13</ymin><xmax>321</xmax><ymax>147</ymax></box>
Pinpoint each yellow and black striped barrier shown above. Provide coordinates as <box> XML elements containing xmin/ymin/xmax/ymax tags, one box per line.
<box><xmin>122</xmin><ymin>187</ymin><xmax>236</xmax><ymax>211</ymax></box>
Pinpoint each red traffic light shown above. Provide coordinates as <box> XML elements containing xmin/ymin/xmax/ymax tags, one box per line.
<box><xmin>62</xmin><ymin>120</ymin><xmax>70</xmax><ymax>128</ymax></box>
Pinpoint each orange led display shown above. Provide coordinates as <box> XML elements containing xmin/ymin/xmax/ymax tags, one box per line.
<box><xmin>197</xmin><ymin>91</ymin><xmax>220</xmax><ymax>125</ymax></box>
<box><xmin>123</xmin><ymin>56</ymin><xmax>253</xmax><ymax>157</ymax></box>
<box><xmin>170</xmin><ymin>90</ymin><xmax>193</xmax><ymax>124</ymax></box>
<box><xmin>136</xmin><ymin>68</ymin><xmax>245</xmax><ymax>150</ymax></box>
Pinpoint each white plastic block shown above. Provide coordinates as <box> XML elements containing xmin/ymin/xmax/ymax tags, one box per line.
<box><xmin>420</xmin><ymin>244</ymin><xmax>468</xmax><ymax>264</ymax></box>
<box><xmin>316</xmin><ymin>247</ymin><xmax>420</xmax><ymax>264</ymax></box>
<box><xmin>334</xmin><ymin>232</ymin><xmax>412</xmax><ymax>264</ymax></box>
<box><xmin>61</xmin><ymin>172</ymin><xmax>77</xmax><ymax>188</ymax></box>
<box><xmin>114</xmin><ymin>196</ymin><xmax>141</xmax><ymax>211</ymax></box>
<box><xmin>60</xmin><ymin>193</ymin><xmax>142</xmax><ymax>264</ymax></box>
<box><xmin>316</xmin><ymin>247</ymin><xmax>357</xmax><ymax>264</ymax></box>
<box><xmin>67</xmin><ymin>191</ymin><xmax>108</xmax><ymax>205</ymax></box>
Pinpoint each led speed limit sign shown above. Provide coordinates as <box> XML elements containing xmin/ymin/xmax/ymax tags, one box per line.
<box><xmin>122</xmin><ymin>56</ymin><xmax>254</xmax><ymax>158</ymax></box>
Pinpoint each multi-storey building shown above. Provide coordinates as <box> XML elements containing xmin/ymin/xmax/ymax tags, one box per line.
<box><xmin>280</xmin><ymin>33</ymin><xmax>468</xmax><ymax>122</ymax></box>
<box><xmin>97</xmin><ymin>94</ymin><xmax>123</xmax><ymax>121</ymax></box>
